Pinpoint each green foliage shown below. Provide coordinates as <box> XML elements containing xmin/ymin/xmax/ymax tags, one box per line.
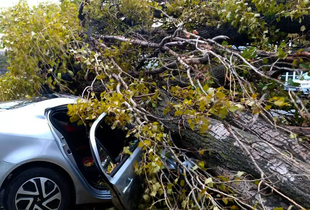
<box><xmin>0</xmin><ymin>0</ymin><xmax>81</xmax><ymax>99</ymax></box>
<box><xmin>84</xmin><ymin>0</ymin><xmax>154</xmax><ymax>34</ymax></box>
<box><xmin>216</xmin><ymin>0</ymin><xmax>310</xmax><ymax>45</ymax></box>
<box><xmin>0</xmin><ymin>72</ymin><xmax>34</xmax><ymax>101</ymax></box>
<box><xmin>217</xmin><ymin>0</ymin><xmax>265</xmax><ymax>36</ymax></box>
<box><xmin>0</xmin><ymin>54</ymin><xmax>8</xmax><ymax>69</ymax></box>
<box><xmin>242</xmin><ymin>47</ymin><xmax>257</xmax><ymax>59</ymax></box>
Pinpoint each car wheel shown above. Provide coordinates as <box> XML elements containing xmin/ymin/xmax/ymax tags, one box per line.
<box><xmin>4</xmin><ymin>167</ymin><xmax>72</xmax><ymax>210</ymax></box>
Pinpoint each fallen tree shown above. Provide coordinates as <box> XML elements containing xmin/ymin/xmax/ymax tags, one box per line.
<box><xmin>1</xmin><ymin>0</ymin><xmax>310</xmax><ymax>209</ymax></box>
<box><xmin>161</xmin><ymin>107</ymin><xmax>310</xmax><ymax>208</ymax></box>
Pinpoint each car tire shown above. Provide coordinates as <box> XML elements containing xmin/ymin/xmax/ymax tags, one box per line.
<box><xmin>4</xmin><ymin>167</ymin><xmax>72</xmax><ymax>210</ymax></box>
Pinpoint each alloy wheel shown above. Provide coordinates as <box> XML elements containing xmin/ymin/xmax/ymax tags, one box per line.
<box><xmin>15</xmin><ymin>177</ymin><xmax>61</xmax><ymax>210</ymax></box>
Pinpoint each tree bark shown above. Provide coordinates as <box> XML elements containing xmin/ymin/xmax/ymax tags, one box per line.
<box><xmin>153</xmin><ymin>91</ymin><xmax>310</xmax><ymax>209</ymax></box>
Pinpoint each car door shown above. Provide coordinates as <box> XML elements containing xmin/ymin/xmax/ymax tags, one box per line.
<box><xmin>89</xmin><ymin>113</ymin><xmax>142</xmax><ymax>210</ymax></box>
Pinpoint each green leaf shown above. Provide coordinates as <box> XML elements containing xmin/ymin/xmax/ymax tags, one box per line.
<box><xmin>174</xmin><ymin>109</ymin><xmax>183</xmax><ymax>116</ymax></box>
<box><xmin>219</xmin><ymin>107</ymin><xmax>228</xmax><ymax>119</ymax></box>
<box><xmin>192</xmin><ymin>165</ymin><xmax>199</xmax><ymax>170</ymax></box>
<box><xmin>188</xmin><ymin>119</ymin><xmax>195</xmax><ymax>130</ymax></box>
<box><xmin>219</xmin><ymin>183</ymin><xmax>226</xmax><ymax>192</ymax></box>
<box><xmin>300</xmin><ymin>25</ymin><xmax>306</xmax><ymax>32</ymax></box>
<box><xmin>228</xmin><ymin>106</ymin><xmax>239</xmax><ymax>112</ymax></box>
<box><xmin>299</xmin><ymin>63</ymin><xmax>310</xmax><ymax>69</ymax></box>
<box><xmin>97</xmin><ymin>75</ymin><xmax>104</xmax><ymax>80</ymax></box>
<box><xmin>150</xmin><ymin>182</ymin><xmax>161</xmax><ymax>197</ymax></box>
<box><xmin>163</xmin><ymin>106</ymin><xmax>171</xmax><ymax>115</ymax></box>
<box><xmin>277</xmin><ymin>48</ymin><xmax>287</xmax><ymax>59</ymax></box>
<box><xmin>68</xmin><ymin>70</ymin><xmax>74</xmax><ymax>77</ymax></box>
<box><xmin>144</xmin><ymin>140</ymin><xmax>151</xmax><ymax>146</ymax></box>
<box><xmin>279</xmin><ymin>41</ymin><xmax>286</xmax><ymax>48</ymax></box>
<box><xmin>143</xmin><ymin>194</ymin><xmax>150</xmax><ymax>201</ymax></box>
<box><xmin>264</xmin><ymin>105</ymin><xmax>272</xmax><ymax>110</ymax></box>
<box><xmin>123</xmin><ymin>146</ymin><xmax>133</xmax><ymax>155</ymax></box>
<box><xmin>274</xmin><ymin>97</ymin><xmax>285</xmax><ymax>106</ymax></box>
<box><xmin>222</xmin><ymin>197</ymin><xmax>229</xmax><ymax>205</ymax></box>
<box><xmin>290</xmin><ymin>133</ymin><xmax>296</xmax><ymax>139</ymax></box>
<box><xmin>287</xmin><ymin>79</ymin><xmax>300</xmax><ymax>87</ymax></box>
<box><xmin>202</xmin><ymin>84</ymin><xmax>209</xmax><ymax>91</ymax></box>
<box><xmin>198</xmin><ymin>161</ymin><xmax>205</xmax><ymax>169</ymax></box>
<box><xmin>242</xmin><ymin>47</ymin><xmax>257</xmax><ymax>59</ymax></box>
<box><xmin>222</xmin><ymin>40</ymin><xmax>228</xmax><ymax>46</ymax></box>
<box><xmin>205</xmin><ymin>177</ymin><xmax>213</xmax><ymax>187</ymax></box>
<box><xmin>253</xmin><ymin>180</ymin><xmax>260</xmax><ymax>185</ymax></box>
<box><xmin>236</xmin><ymin>171</ymin><xmax>245</xmax><ymax>177</ymax></box>
<box><xmin>216</xmin><ymin>91</ymin><xmax>226</xmax><ymax>99</ymax></box>
<box><xmin>200</xmin><ymin>123</ymin><xmax>209</xmax><ymax>133</ymax></box>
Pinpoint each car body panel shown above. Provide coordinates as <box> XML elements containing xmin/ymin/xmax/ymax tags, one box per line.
<box><xmin>0</xmin><ymin>141</ymin><xmax>105</xmax><ymax>205</ymax></box>
<box><xmin>0</xmin><ymin>158</ymin><xmax>15</xmax><ymax>188</ymax></box>
<box><xmin>0</xmin><ymin>98</ymin><xmax>76</xmax><ymax>143</ymax></box>
<box><xmin>0</xmin><ymin>97</ymin><xmax>109</xmax><ymax>205</ymax></box>
<box><xmin>89</xmin><ymin>113</ymin><xmax>142</xmax><ymax>210</ymax></box>
<box><xmin>0</xmin><ymin>96</ymin><xmax>143</xmax><ymax>208</ymax></box>
<box><xmin>45</xmin><ymin>107</ymin><xmax>112</xmax><ymax>201</ymax></box>
<box><xmin>108</xmin><ymin>148</ymin><xmax>142</xmax><ymax>210</ymax></box>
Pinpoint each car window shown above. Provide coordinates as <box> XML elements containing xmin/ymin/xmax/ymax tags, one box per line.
<box><xmin>93</xmin><ymin>121</ymin><xmax>138</xmax><ymax>176</ymax></box>
<box><xmin>95</xmin><ymin>138</ymin><xmax>138</xmax><ymax>176</ymax></box>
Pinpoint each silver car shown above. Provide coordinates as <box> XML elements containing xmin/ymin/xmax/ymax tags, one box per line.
<box><xmin>0</xmin><ymin>96</ymin><xmax>142</xmax><ymax>210</ymax></box>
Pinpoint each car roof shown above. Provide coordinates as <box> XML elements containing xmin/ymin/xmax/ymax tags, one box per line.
<box><xmin>0</xmin><ymin>95</ymin><xmax>79</xmax><ymax>114</ymax></box>
<box><xmin>0</xmin><ymin>96</ymin><xmax>79</xmax><ymax>140</ymax></box>
<box><xmin>20</xmin><ymin>97</ymin><xmax>78</xmax><ymax>112</ymax></box>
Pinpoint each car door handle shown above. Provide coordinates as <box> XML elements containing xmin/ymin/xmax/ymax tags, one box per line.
<box><xmin>123</xmin><ymin>178</ymin><xmax>133</xmax><ymax>194</ymax></box>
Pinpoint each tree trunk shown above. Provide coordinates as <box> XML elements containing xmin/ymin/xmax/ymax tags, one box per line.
<box><xmin>153</xmin><ymin>92</ymin><xmax>310</xmax><ymax>209</ymax></box>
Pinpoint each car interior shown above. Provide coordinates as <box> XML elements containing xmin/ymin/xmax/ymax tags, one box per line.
<box><xmin>49</xmin><ymin>109</ymin><xmax>137</xmax><ymax>190</ymax></box>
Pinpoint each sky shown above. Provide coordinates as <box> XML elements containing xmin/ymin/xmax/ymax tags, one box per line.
<box><xmin>0</xmin><ymin>0</ymin><xmax>60</xmax><ymax>8</ymax></box>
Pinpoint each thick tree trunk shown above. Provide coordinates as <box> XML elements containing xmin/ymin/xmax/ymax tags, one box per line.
<box><xmin>153</xmin><ymin>92</ymin><xmax>310</xmax><ymax>209</ymax></box>
<box><xmin>212</xmin><ymin>167</ymin><xmax>292</xmax><ymax>209</ymax></box>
